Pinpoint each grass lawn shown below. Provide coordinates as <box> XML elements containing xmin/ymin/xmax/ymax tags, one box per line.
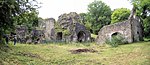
<box><xmin>91</xmin><ymin>34</ymin><xmax>98</xmax><ymax>39</ymax></box>
<box><xmin>0</xmin><ymin>42</ymin><xmax>150</xmax><ymax>65</ymax></box>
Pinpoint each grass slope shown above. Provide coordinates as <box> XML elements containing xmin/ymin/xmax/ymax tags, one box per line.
<box><xmin>0</xmin><ymin>42</ymin><xmax>150</xmax><ymax>65</ymax></box>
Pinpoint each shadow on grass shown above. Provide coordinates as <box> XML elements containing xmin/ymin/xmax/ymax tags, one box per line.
<box><xmin>0</xmin><ymin>45</ymin><xmax>12</xmax><ymax>52</ymax></box>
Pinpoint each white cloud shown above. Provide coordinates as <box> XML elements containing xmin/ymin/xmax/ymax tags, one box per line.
<box><xmin>37</xmin><ymin>0</ymin><xmax>132</xmax><ymax>19</ymax></box>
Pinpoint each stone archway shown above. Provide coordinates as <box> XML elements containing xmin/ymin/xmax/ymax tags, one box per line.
<box><xmin>77</xmin><ymin>31</ymin><xmax>86</xmax><ymax>42</ymax></box>
<box><xmin>111</xmin><ymin>32</ymin><xmax>123</xmax><ymax>39</ymax></box>
<box><xmin>56</xmin><ymin>32</ymin><xmax>63</xmax><ymax>40</ymax></box>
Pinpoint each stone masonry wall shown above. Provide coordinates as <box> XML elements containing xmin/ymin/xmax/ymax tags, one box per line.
<box><xmin>44</xmin><ymin>18</ymin><xmax>55</xmax><ymax>40</ymax></box>
<box><xmin>96</xmin><ymin>20</ymin><xmax>133</xmax><ymax>44</ymax></box>
<box><xmin>131</xmin><ymin>16</ymin><xmax>143</xmax><ymax>41</ymax></box>
<box><xmin>57</xmin><ymin>12</ymin><xmax>91</xmax><ymax>42</ymax></box>
<box><xmin>96</xmin><ymin>16</ymin><xmax>143</xmax><ymax>44</ymax></box>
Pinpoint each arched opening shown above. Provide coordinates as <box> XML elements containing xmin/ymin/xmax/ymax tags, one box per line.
<box><xmin>77</xmin><ymin>31</ymin><xmax>86</xmax><ymax>42</ymax></box>
<box><xmin>111</xmin><ymin>32</ymin><xmax>122</xmax><ymax>38</ymax></box>
<box><xmin>57</xmin><ymin>32</ymin><xmax>63</xmax><ymax>40</ymax></box>
<box><xmin>110</xmin><ymin>32</ymin><xmax>124</xmax><ymax>42</ymax></box>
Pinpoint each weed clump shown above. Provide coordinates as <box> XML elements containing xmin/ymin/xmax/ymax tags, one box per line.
<box><xmin>105</xmin><ymin>35</ymin><xmax>127</xmax><ymax>47</ymax></box>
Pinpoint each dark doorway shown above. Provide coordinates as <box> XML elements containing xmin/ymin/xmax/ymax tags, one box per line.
<box><xmin>111</xmin><ymin>32</ymin><xmax>122</xmax><ymax>39</ymax></box>
<box><xmin>77</xmin><ymin>31</ymin><xmax>85</xmax><ymax>42</ymax></box>
<box><xmin>57</xmin><ymin>32</ymin><xmax>63</xmax><ymax>40</ymax></box>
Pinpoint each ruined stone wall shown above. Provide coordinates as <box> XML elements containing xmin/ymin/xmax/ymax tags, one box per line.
<box><xmin>29</xmin><ymin>29</ymin><xmax>45</xmax><ymax>43</ymax></box>
<box><xmin>38</xmin><ymin>18</ymin><xmax>45</xmax><ymax>30</ymax></box>
<box><xmin>44</xmin><ymin>18</ymin><xmax>55</xmax><ymax>40</ymax></box>
<box><xmin>56</xmin><ymin>12</ymin><xmax>91</xmax><ymax>42</ymax></box>
<box><xmin>15</xmin><ymin>26</ymin><xmax>45</xmax><ymax>43</ymax></box>
<box><xmin>96</xmin><ymin>16</ymin><xmax>143</xmax><ymax>44</ymax></box>
<box><xmin>57</xmin><ymin>12</ymin><xmax>81</xmax><ymax>29</ymax></box>
<box><xmin>74</xmin><ymin>23</ymin><xmax>91</xmax><ymax>42</ymax></box>
<box><xmin>15</xmin><ymin>25</ymin><xmax>28</xmax><ymax>43</ymax></box>
<box><xmin>96</xmin><ymin>20</ymin><xmax>133</xmax><ymax>44</ymax></box>
<box><xmin>131</xmin><ymin>16</ymin><xmax>143</xmax><ymax>41</ymax></box>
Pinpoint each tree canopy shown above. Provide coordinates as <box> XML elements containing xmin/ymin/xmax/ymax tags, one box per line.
<box><xmin>79</xmin><ymin>13</ymin><xmax>87</xmax><ymax>24</ymax></box>
<box><xmin>0</xmin><ymin>0</ymin><xmax>39</xmax><ymax>31</ymax></box>
<box><xmin>130</xmin><ymin>0</ymin><xmax>150</xmax><ymax>37</ymax></box>
<box><xmin>87</xmin><ymin>0</ymin><xmax>111</xmax><ymax>34</ymax></box>
<box><xmin>13</xmin><ymin>9</ymin><xmax>39</xmax><ymax>32</ymax></box>
<box><xmin>111</xmin><ymin>8</ymin><xmax>130</xmax><ymax>24</ymax></box>
<box><xmin>131</xmin><ymin>0</ymin><xmax>150</xmax><ymax>18</ymax></box>
<box><xmin>0</xmin><ymin>0</ymin><xmax>40</xmax><ymax>44</ymax></box>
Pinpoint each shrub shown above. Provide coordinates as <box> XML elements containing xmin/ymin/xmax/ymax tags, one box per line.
<box><xmin>105</xmin><ymin>35</ymin><xmax>126</xmax><ymax>47</ymax></box>
<box><xmin>63</xmin><ymin>30</ymin><xmax>71</xmax><ymax>36</ymax></box>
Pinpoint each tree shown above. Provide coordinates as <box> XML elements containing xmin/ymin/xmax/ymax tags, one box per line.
<box><xmin>0</xmin><ymin>0</ymin><xmax>39</xmax><ymax>44</ymax></box>
<box><xmin>111</xmin><ymin>8</ymin><xmax>130</xmax><ymax>24</ymax></box>
<box><xmin>131</xmin><ymin>0</ymin><xmax>150</xmax><ymax>18</ymax></box>
<box><xmin>130</xmin><ymin>0</ymin><xmax>150</xmax><ymax>37</ymax></box>
<box><xmin>79</xmin><ymin>13</ymin><xmax>87</xmax><ymax>24</ymax></box>
<box><xmin>79</xmin><ymin>13</ymin><xmax>92</xmax><ymax>31</ymax></box>
<box><xmin>143</xmin><ymin>17</ymin><xmax>150</xmax><ymax>37</ymax></box>
<box><xmin>87</xmin><ymin>0</ymin><xmax>111</xmax><ymax>34</ymax></box>
<box><xmin>13</xmin><ymin>9</ymin><xmax>39</xmax><ymax>32</ymax></box>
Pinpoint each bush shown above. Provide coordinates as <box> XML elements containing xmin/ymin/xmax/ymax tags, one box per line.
<box><xmin>105</xmin><ymin>35</ymin><xmax>126</xmax><ymax>47</ymax></box>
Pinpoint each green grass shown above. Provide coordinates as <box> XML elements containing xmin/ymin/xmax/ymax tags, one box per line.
<box><xmin>91</xmin><ymin>34</ymin><xmax>98</xmax><ymax>38</ymax></box>
<box><xmin>144</xmin><ymin>37</ymin><xmax>150</xmax><ymax>41</ymax></box>
<box><xmin>0</xmin><ymin>42</ymin><xmax>150</xmax><ymax>65</ymax></box>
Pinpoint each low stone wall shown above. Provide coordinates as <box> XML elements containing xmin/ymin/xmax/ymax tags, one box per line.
<box><xmin>15</xmin><ymin>26</ymin><xmax>45</xmax><ymax>44</ymax></box>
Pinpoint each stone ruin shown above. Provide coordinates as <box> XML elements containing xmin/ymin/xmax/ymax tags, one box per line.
<box><xmin>15</xmin><ymin>18</ymin><xmax>56</xmax><ymax>44</ymax></box>
<box><xmin>15</xmin><ymin>25</ymin><xmax>45</xmax><ymax>44</ymax></box>
<box><xmin>43</xmin><ymin>18</ymin><xmax>55</xmax><ymax>41</ymax></box>
<box><xmin>96</xmin><ymin>7</ymin><xmax>143</xmax><ymax>44</ymax></box>
<box><xmin>54</xmin><ymin>12</ymin><xmax>91</xmax><ymax>42</ymax></box>
<box><xmin>52</xmin><ymin>12</ymin><xmax>91</xmax><ymax>42</ymax></box>
<box><xmin>15</xmin><ymin>7</ymin><xmax>143</xmax><ymax>44</ymax></box>
<box><xmin>15</xmin><ymin>12</ymin><xmax>91</xmax><ymax>43</ymax></box>
<box><xmin>15</xmin><ymin>25</ymin><xmax>28</xmax><ymax>43</ymax></box>
<box><xmin>36</xmin><ymin>12</ymin><xmax>91</xmax><ymax>42</ymax></box>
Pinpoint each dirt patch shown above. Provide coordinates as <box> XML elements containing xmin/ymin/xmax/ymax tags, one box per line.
<box><xmin>69</xmin><ymin>48</ymin><xmax>98</xmax><ymax>54</ymax></box>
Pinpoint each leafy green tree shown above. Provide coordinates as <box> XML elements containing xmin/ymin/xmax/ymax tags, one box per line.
<box><xmin>79</xmin><ymin>13</ymin><xmax>92</xmax><ymax>31</ymax></box>
<box><xmin>0</xmin><ymin>0</ymin><xmax>39</xmax><ymax>44</ymax></box>
<box><xmin>87</xmin><ymin>0</ymin><xmax>111</xmax><ymax>34</ymax></box>
<box><xmin>143</xmin><ymin>17</ymin><xmax>150</xmax><ymax>37</ymax></box>
<box><xmin>79</xmin><ymin>13</ymin><xmax>87</xmax><ymax>24</ymax></box>
<box><xmin>130</xmin><ymin>0</ymin><xmax>150</xmax><ymax>37</ymax></box>
<box><xmin>85</xmin><ymin>21</ymin><xmax>92</xmax><ymax>31</ymax></box>
<box><xmin>111</xmin><ymin>8</ymin><xmax>130</xmax><ymax>24</ymax></box>
<box><xmin>131</xmin><ymin>0</ymin><xmax>150</xmax><ymax>18</ymax></box>
<box><xmin>13</xmin><ymin>10</ymin><xmax>39</xmax><ymax>32</ymax></box>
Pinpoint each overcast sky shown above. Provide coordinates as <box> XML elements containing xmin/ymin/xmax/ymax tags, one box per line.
<box><xmin>37</xmin><ymin>0</ymin><xmax>133</xmax><ymax>19</ymax></box>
